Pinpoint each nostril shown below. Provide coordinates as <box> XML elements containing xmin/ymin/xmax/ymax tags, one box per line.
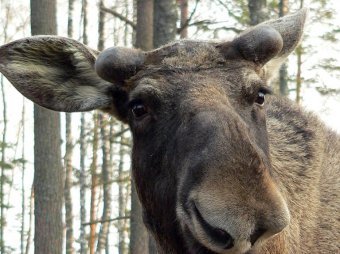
<box><xmin>250</xmin><ymin>227</ymin><xmax>266</xmax><ymax>246</ymax></box>
<box><xmin>211</xmin><ymin>227</ymin><xmax>234</xmax><ymax>249</ymax></box>
<box><xmin>192</xmin><ymin>202</ymin><xmax>234</xmax><ymax>249</ymax></box>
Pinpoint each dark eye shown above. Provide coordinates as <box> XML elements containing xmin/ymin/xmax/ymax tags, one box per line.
<box><xmin>255</xmin><ymin>91</ymin><xmax>265</xmax><ymax>106</ymax></box>
<box><xmin>131</xmin><ymin>101</ymin><xmax>148</xmax><ymax>119</ymax></box>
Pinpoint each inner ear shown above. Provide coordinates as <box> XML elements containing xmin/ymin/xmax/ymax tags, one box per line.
<box><xmin>219</xmin><ymin>25</ymin><xmax>283</xmax><ymax>66</ymax></box>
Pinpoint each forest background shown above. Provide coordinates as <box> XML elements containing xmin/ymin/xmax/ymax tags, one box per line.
<box><xmin>0</xmin><ymin>0</ymin><xmax>339</xmax><ymax>253</ymax></box>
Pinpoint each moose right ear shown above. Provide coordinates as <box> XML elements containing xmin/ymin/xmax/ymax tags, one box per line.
<box><xmin>219</xmin><ymin>8</ymin><xmax>308</xmax><ymax>80</ymax></box>
<box><xmin>0</xmin><ymin>36</ymin><xmax>129</xmax><ymax>119</ymax></box>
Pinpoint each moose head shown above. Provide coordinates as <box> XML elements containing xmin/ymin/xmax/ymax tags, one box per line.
<box><xmin>0</xmin><ymin>9</ymin><xmax>310</xmax><ymax>254</ymax></box>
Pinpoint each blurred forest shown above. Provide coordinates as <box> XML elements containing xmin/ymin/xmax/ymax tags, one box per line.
<box><xmin>0</xmin><ymin>0</ymin><xmax>339</xmax><ymax>253</ymax></box>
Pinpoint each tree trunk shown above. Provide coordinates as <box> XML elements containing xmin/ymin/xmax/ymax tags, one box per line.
<box><xmin>81</xmin><ymin>0</ymin><xmax>88</xmax><ymax>45</ymax></box>
<box><xmin>296</xmin><ymin>45</ymin><xmax>302</xmax><ymax>104</ymax></box>
<box><xmin>248</xmin><ymin>0</ymin><xmax>268</xmax><ymax>25</ymax></box>
<box><xmin>296</xmin><ymin>0</ymin><xmax>304</xmax><ymax>104</ymax></box>
<box><xmin>64</xmin><ymin>113</ymin><xmax>74</xmax><ymax>254</ymax></box>
<box><xmin>96</xmin><ymin>115</ymin><xmax>112</xmax><ymax>253</ymax></box>
<box><xmin>33</xmin><ymin>105</ymin><xmax>63</xmax><ymax>254</ymax></box>
<box><xmin>25</xmin><ymin>187</ymin><xmax>34</xmax><ymax>254</ymax></box>
<box><xmin>0</xmin><ymin>72</ymin><xmax>7</xmax><ymax>254</ymax></box>
<box><xmin>98</xmin><ymin>0</ymin><xmax>105</xmax><ymax>52</ymax></box>
<box><xmin>136</xmin><ymin>0</ymin><xmax>153</xmax><ymax>49</ymax></box>
<box><xmin>0</xmin><ymin>4</ymin><xmax>10</xmax><ymax>252</ymax></box>
<box><xmin>79</xmin><ymin>0</ymin><xmax>88</xmax><ymax>252</ymax></box>
<box><xmin>64</xmin><ymin>0</ymin><xmax>75</xmax><ymax>253</ymax></box>
<box><xmin>129</xmin><ymin>1</ymin><xmax>155</xmax><ymax>253</ymax></box>
<box><xmin>153</xmin><ymin>0</ymin><xmax>178</xmax><ymax>48</ymax></box>
<box><xmin>130</xmin><ymin>183</ymin><xmax>149</xmax><ymax>254</ymax></box>
<box><xmin>278</xmin><ymin>0</ymin><xmax>289</xmax><ymax>96</ymax></box>
<box><xmin>21</xmin><ymin>99</ymin><xmax>26</xmax><ymax>254</ymax></box>
<box><xmin>79</xmin><ymin>113</ymin><xmax>87</xmax><ymax>254</ymax></box>
<box><xmin>67</xmin><ymin>0</ymin><xmax>74</xmax><ymax>37</ymax></box>
<box><xmin>178</xmin><ymin>0</ymin><xmax>188</xmax><ymax>38</ymax></box>
<box><xmin>118</xmin><ymin>129</ymin><xmax>126</xmax><ymax>254</ymax></box>
<box><xmin>89</xmin><ymin>113</ymin><xmax>99</xmax><ymax>254</ymax></box>
<box><xmin>30</xmin><ymin>1</ymin><xmax>63</xmax><ymax>253</ymax></box>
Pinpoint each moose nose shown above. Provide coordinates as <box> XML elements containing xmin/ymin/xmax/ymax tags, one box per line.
<box><xmin>193</xmin><ymin>203</ymin><xmax>234</xmax><ymax>249</ymax></box>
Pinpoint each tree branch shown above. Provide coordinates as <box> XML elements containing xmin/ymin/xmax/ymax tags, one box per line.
<box><xmin>177</xmin><ymin>0</ymin><xmax>200</xmax><ymax>34</ymax></box>
<box><xmin>82</xmin><ymin>216</ymin><xmax>130</xmax><ymax>226</ymax></box>
<box><xmin>184</xmin><ymin>20</ymin><xmax>241</xmax><ymax>33</ymax></box>
<box><xmin>101</xmin><ymin>6</ymin><xmax>136</xmax><ymax>30</ymax></box>
<box><xmin>214</xmin><ymin>0</ymin><xmax>246</xmax><ymax>24</ymax></box>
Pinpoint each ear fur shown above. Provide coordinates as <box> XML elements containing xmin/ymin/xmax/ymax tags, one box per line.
<box><xmin>218</xmin><ymin>8</ymin><xmax>308</xmax><ymax>81</ymax></box>
<box><xmin>0</xmin><ymin>36</ymin><xmax>118</xmax><ymax>113</ymax></box>
<box><xmin>262</xmin><ymin>8</ymin><xmax>308</xmax><ymax>80</ymax></box>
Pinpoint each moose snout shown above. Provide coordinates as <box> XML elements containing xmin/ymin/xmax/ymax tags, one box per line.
<box><xmin>186</xmin><ymin>197</ymin><xmax>290</xmax><ymax>254</ymax></box>
<box><xmin>179</xmin><ymin>173</ymin><xmax>291</xmax><ymax>254</ymax></box>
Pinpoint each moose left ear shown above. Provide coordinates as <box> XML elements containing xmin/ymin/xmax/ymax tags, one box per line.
<box><xmin>0</xmin><ymin>36</ymin><xmax>117</xmax><ymax>113</ymax></box>
<box><xmin>219</xmin><ymin>8</ymin><xmax>308</xmax><ymax>79</ymax></box>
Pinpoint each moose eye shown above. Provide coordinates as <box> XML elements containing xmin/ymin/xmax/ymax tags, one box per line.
<box><xmin>255</xmin><ymin>91</ymin><xmax>265</xmax><ymax>106</ymax></box>
<box><xmin>131</xmin><ymin>101</ymin><xmax>148</xmax><ymax>119</ymax></box>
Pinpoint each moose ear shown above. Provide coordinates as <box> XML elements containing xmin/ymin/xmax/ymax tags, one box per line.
<box><xmin>219</xmin><ymin>8</ymin><xmax>308</xmax><ymax>80</ymax></box>
<box><xmin>0</xmin><ymin>36</ymin><xmax>122</xmax><ymax>114</ymax></box>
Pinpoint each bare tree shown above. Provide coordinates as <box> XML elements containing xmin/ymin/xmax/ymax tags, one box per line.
<box><xmin>0</xmin><ymin>3</ymin><xmax>10</xmax><ymax>252</ymax></box>
<box><xmin>296</xmin><ymin>0</ymin><xmax>304</xmax><ymax>103</ymax></box>
<box><xmin>25</xmin><ymin>187</ymin><xmax>34</xmax><ymax>254</ymax></box>
<box><xmin>178</xmin><ymin>0</ymin><xmax>188</xmax><ymax>38</ymax></box>
<box><xmin>20</xmin><ymin>99</ymin><xmax>26</xmax><ymax>254</ymax></box>
<box><xmin>30</xmin><ymin>0</ymin><xmax>63</xmax><ymax>253</ymax></box>
<box><xmin>64</xmin><ymin>1</ymin><xmax>75</xmax><ymax>253</ymax></box>
<box><xmin>248</xmin><ymin>0</ymin><xmax>268</xmax><ymax>25</ymax></box>
<box><xmin>89</xmin><ymin>113</ymin><xmax>99</xmax><ymax>254</ymax></box>
<box><xmin>129</xmin><ymin>1</ymin><xmax>155</xmax><ymax>253</ymax></box>
<box><xmin>79</xmin><ymin>1</ymin><xmax>89</xmax><ymax>253</ymax></box>
<box><xmin>153</xmin><ymin>0</ymin><xmax>177</xmax><ymax>48</ymax></box>
<box><xmin>79</xmin><ymin>112</ymin><xmax>87</xmax><ymax>254</ymax></box>
<box><xmin>278</xmin><ymin>0</ymin><xmax>289</xmax><ymax>96</ymax></box>
<box><xmin>96</xmin><ymin>115</ymin><xmax>112</xmax><ymax>253</ymax></box>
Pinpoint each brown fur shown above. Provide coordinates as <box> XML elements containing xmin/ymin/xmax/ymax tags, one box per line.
<box><xmin>0</xmin><ymin>8</ymin><xmax>338</xmax><ymax>254</ymax></box>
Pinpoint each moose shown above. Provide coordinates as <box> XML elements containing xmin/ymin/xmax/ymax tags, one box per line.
<box><xmin>0</xmin><ymin>8</ymin><xmax>339</xmax><ymax>254</ymax></box>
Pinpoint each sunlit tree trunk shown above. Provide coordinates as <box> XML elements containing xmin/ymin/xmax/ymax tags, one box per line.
<box><xmin>64</xmin><ymin>0</ymin><xmax>75</xmax><ymax>253</ymax></box>
<box><xmin>31</xmin><ymin>0</ymin><xmax>63</xmax><ymax>253</ymax></box>
<box><xmin>96</xmin><ymin>2</ymin><xmax>110</xmax><ymax>252</ymax></box>
<box><xmin>296</xmin><ymin>45</ymin><xmax>302</xmax><ymax>103</ymax></box>
<box><xmin>89</xmin><ymin>113</ymin><xmax>99</xmax><ymax>254</ymax></box>
<box><xmin>278</xmin><ymin>0</ymin><xmax>289</xmax><ymax>96</ymax></box>
<box><xmin>0</xmin><ymin>69</ymin><xmax>7</xmax><ymax>254</ymax></box>
<box><xmin>20</xmin><ymin>99</ymin><xmax>26</xmax><ymax>254</ymax></box>
<box><xmin>79</xmin><ymin>1</ymin><xmax>88</xmax><ymax>253</ymax></box>
<box><xmin>0</xmin><ymin>3</ymin><xmax>10</xmax><ymax>252</ymax></box>
<box><xmin>79</xmin><ymin>113</ymin><xmax>87</xmax><ymax>254</ymax></box>
<box><xmin>295</xmin><ymin>0</ymin><xmax>304</xmax><ymax>104</ymax></box>
<box><xmin>25</xmin><ymin>187</ymin><xmax>34</xmax><ymax>254</ymax></box>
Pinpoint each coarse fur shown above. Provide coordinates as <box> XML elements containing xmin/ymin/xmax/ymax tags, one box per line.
<box><xmin>0</xmin><ymin>8</ymin><xmax>339</xmax><ymax>254</ymax></box>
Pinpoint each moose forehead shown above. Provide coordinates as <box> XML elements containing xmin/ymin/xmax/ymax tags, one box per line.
<box><xmin>128</xmin><ymin>40</ymin><xmax>265</xmax><ymax>100</ymax></box>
